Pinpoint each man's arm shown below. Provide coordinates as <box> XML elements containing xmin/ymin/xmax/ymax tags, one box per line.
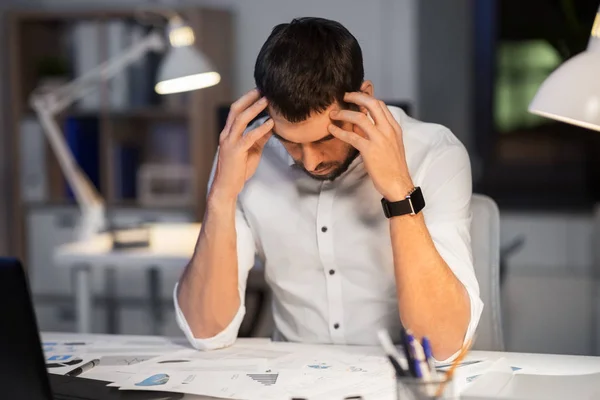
<box><xmin>176</xmin><ymin>192</ymin><xmax>243</xmax><ymax>339</ymax></box>
<box><xmin>175</xmin><ymin>89</ymin><xmax>273</xmax><ymax>346</ymax></box>
<box><xmin>329</xmin><ymin>92</ymin><xmax>481</xmax><ymax>360</ymax></box>
<box><xmin>388</xmin><ymin>145</ymin><xmax>475</xmax><ymax>361</ymax></box>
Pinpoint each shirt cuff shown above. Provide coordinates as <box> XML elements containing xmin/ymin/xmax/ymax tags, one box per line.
<box><xmin>173</xmin><ymin>282</ymin><xmax>246</xmax><ymax>350</ymax></box>
<box><xmin>434</xmin><ymin>285</ymin><xmax>483</xmax><ymax>364</ymax></box>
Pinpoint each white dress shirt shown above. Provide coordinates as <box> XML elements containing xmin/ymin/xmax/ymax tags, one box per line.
<box><xmin>174</xmin><ymin>106</ymin><xmax>483</xmax><ymax>358</ymax></box>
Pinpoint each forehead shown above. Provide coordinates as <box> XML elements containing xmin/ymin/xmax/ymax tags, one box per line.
<box><xmin>268</xmin><ymin>103</ymin><xmax>341</xmax><ymax>144</ymax></box>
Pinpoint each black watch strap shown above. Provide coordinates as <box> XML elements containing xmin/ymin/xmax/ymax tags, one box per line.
<box><xmin>381</xmin><ymin>187</ymin><xmax>425</xmax><ymax>218</ymax></box>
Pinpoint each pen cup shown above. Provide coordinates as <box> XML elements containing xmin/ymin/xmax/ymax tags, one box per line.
<box><xmin>396</xmin><ymin>374</ymin><xmax>456</xmax><ymax>400</ymax></box>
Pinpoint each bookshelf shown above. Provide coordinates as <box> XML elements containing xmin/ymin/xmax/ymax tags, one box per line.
<box><xmin>6</xmin><ymin>7</ymin><xmax>233</xmax><ymax>262</ymax></box>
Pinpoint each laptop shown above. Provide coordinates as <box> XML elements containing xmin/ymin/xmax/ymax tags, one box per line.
<box><xmin>0</xmin><ymin>257</ymin><xmax>181</xmax><ymax>400</ymax></box>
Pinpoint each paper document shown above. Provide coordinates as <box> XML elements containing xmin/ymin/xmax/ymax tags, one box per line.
<box><xmin>46</xmin><ymin>354</ymin><xmax>99</xmax><ymax>376</ymax></box>
<box><xmin>109</xmin><ymin>341</ymin><xmax>401</xmax><ymax>400</ymax></box>
<box><xmin>42</xmin><ymin>336</ymin><xmax>176</xmax><ymax>382</ymax></box>
<box><xmin>120</xmin><ymin>350</ymin><xmax>270</xmax><ymax>373</ymax></box>
<box><xmin>117</xmin><ymin>370</ymin><xmax>280</xmax><ymax>400</ymax></box>
<box><xmin>117</xmin><ymin>369</ymin><xmax>397</xmax><ymax>400</ymax></box>
<box><xmin>461</xmin><ymin>358</ymin><xmax>600</xmax><ymax>400</ymax></box>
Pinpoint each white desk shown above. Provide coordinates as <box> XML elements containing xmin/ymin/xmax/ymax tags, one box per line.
<box><xmin>43</xmin><ymin>332</ymin><xmax>600</xmax><ymax>399</ymax></box>
<box><xmin>54</xmin><ymin>223</ymin><xmax>201</xmax><ymax>334</ymax></box>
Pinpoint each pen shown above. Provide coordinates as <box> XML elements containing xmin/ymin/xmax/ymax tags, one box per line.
<box><xmin>406</xmin><ymin>333</ymin><xmax>429</xmax><ymax>380</ymax></box>
<box><xmin>421</xmin><ymin>337</ymin><xmax>438</xmax><ymax>379</ymax></box>
<box><xmin>411</xmin><ymin>336</ymin><xmax>435</xmax><ymax>396</ymax></box>
<box><xmin>377</xmin><ymin>330</ymin><xmax>409</xmax><ymax>377</ymax></box>
<box><xmin>400</xmin><ymin>329</ymin><xmax>417</xmax><ymax>377</ymax></box>
<box><xmin>387</xmin><ymin>354</ymin><xmax>407</xmax><ymax>378</ymax></box>
<box><xmin>65</xmin><ymin>359</ymin><xmax>100</xmax><ymax>377</ymax></box>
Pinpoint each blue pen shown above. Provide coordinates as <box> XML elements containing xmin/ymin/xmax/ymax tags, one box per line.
<box><xmin>401</xmin><ymin>329</ymin><xmax>417</xmax><ymax>377</ymax></box>
<box><xmin>421</xmin><ymin>337</ymin><xmax>438</xmax><ymax>379</ymax></box>
<box><xmin>406</xmin><ymin>332</ymin><xmax>424</xmax><ymax>378</ymax></box>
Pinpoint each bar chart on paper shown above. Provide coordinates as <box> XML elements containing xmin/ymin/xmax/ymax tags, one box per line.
<box><xmin>247</xmin><ymin>373</ymin><xmax>279</xmax><ymax>386</ymax></box>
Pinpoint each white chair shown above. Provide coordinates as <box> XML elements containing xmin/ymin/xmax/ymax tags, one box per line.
<box><xmin>470</xmin><ymin>194</ymin><xmax>505</xmax><ymax>351</ymax></box>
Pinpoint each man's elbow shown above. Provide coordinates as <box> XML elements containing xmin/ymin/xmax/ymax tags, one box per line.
<box><xmin>188</xmin><ymin>334</ymin><xmax>237</xmax><ymax>351</ymax></box>
<box><xmin>191</xmin><ymin>318</ymin><xmax>233</xmax><ymax>340</ymax></box>
<box><xmin>433</xmin><ymin>318</ymin><xmax>470</xmax><ymax>362</ymax></box>
<box><xmin>435</xmin><ymin>288</ymin><xmax>474</xmax><ymax>360</ymax></box>
<box><xmin>433</xmin><ymin>336</ymin><xmax>465</xmax><ymax>361</ymax></box>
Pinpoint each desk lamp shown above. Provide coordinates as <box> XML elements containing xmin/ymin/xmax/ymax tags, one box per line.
<box><xmin>529</xmin><ymin>10</ymin><xmax>600</xmax><ymax>130</ymax></box>
<box><xmin>30</xmin><ymin>14</ymin><xmax>220</xmax><ymax>242</ymax></box>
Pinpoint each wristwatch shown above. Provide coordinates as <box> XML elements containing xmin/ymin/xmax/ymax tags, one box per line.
<box><xmin>381</xmin><ymin>187</ymin><xmax>425</xmax><ymax>218</ymax></box>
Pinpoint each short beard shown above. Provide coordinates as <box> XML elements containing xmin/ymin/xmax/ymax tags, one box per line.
<box><xmin>293</xmin><ymin>148</ymin><xmax>360</xmax><ymax>181</ymax></box>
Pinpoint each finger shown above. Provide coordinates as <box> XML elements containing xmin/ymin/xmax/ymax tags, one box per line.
<box><xmin>327</xmin><ymin>123</ymin><xmax>368</xmax><ymax>152</ymax></box>
<box><xmin>229</xmin><ymin>97</ymin><xmax>269</xmax><ymax>140</ymax></box>
<box><xmin>344</xmin><ymin>92</ymin><xmax>388</xmax><ymax>127</ymax></box>
<box><xmin>379</xmin><ymin>100</ymin><xmax>398</xmax><ymax>127</ymax></box>
<box><xmin>253</xmin><ymin>130</ymin><xmax>273</xmax><ymax>151</ymax></box>
<box><xmin>379</xmin><ymin>100</ymin><xmax>402</xmax><ymax>134</ymax></box>
<box><xmin>223</xmin><ymin>88</ymin><xmax>261</xmax><ymax>138</ymax></box>
<box><xmin>329</xmin><ymin>110</ymin><xmax>379</xmax><ymax>139</ymax></box>
<box><xmin>240</xmin><ymin>118</ymin><xmax>274</xmax><ymax>150</ymax></box>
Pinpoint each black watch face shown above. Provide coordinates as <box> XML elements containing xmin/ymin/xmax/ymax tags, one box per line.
<box><xmin>411</xmin><ymin>187</ymin><xmax>426</xmax><ymax>213</ymax></box>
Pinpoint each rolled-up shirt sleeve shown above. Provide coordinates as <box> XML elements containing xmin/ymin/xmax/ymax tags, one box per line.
<box><xmin>419</xmin><ymin>138</ymin><xmax>484</xmax><ymax>362</ymax></box>
<box><xmin>173</xmin><ymin>150</ymin><xmax>257</xmax><ymax>350</ymax></box>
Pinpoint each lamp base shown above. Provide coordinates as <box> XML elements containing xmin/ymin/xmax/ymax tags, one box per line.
<box><xmin>110</xmin><ymin>225</ymin><xmax>151</xmax><ymax>250</ymax></box>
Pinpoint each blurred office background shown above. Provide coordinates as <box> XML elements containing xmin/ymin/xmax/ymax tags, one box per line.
<box><xmin>1</xmin><ymin>0</ymin><xmax>600</xmax><ymax>357</ymax></box>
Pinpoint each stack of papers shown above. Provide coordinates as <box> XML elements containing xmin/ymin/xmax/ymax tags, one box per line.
<box><xmin>42</xmin><ymin>335</ymin><xmax>600</xmax><ymax>399</ymax></box>
<box><xmin>42</xmin><ymin>335</ymin><xmax>188</xmax><ymax>383</ymax></box>
<box><xmin>43</xmin><ymin>336</ymin><xmax>506</xmax><ymax>400</ymax></box>
<box><xmin>105</xmin><ymin>342</ymin><xmax>399</xmax><ymax>400</ymax></box>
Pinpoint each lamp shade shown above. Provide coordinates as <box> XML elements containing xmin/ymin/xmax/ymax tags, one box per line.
<box><xmin>528</xmin><ymin>51</ymin><xmax>600</xmax><ymax>132</ymax></box>
<box><xmin>155</xmin><ymin>16</ymin><xmax>221</xmax><ymax>95</ymax></box>
<box><xmin>529</xmin><ymin>9</ymin><xmax>600</xmax><ymax>131</ymax></box>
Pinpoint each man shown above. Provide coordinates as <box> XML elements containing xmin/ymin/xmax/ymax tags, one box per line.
<box><xmin>175</xmin><ymin>17</ymin><xmax>482</xmax><ymax>361</ymax></box>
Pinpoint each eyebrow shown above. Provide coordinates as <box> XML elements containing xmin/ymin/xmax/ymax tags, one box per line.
<box><xmin>272</xmin><ymin>130</ymin><xmax>335</xmax><ymax>145</ymax></box>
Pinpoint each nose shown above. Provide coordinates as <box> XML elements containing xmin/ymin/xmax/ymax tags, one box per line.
<box><xmin>302</xmin><ymin>146</ymin><xmax>322</xmax><ymax>172</ymax></box>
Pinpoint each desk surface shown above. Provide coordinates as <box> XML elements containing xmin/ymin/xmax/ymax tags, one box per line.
<box><xmin>54</xmin><ymin>223</ymin><xmax>201</xmax><ymax>268</ymax></box>
<box><xmin>42</xmin><ymin>332</ymin><xmax>600</xmax><ymax>399</ymax></box>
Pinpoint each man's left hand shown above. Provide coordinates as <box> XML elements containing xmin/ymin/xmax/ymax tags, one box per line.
<box><xmin>329</xmin><ymin>92</ymin><xmax>413</xmax><ymax>201</ymax></box>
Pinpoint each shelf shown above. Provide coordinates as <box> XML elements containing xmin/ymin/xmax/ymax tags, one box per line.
<box><xmin>25</xmin><ymin>107</ymin><xmax>188</xmax><ymax>120</ymax></box>
<box><xmin>69</xmin><ymin>108</ymin><xmax>188</xmax><ymax>120</ymax></box>
<box><xmin>25</xmin><ymin>200</ymin><xmax>196</xmax><ymax>211</ymax></box>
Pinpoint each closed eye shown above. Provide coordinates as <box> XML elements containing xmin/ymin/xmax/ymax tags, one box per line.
<box><xmin>273</xmin><ymin>131</ymin><xmax>334</xmax><ymax>145</ymax></box>
<box><xmin>272</xmin><ymin>131</ymin><xmax>291</xmax><ymax>143</ymax></box>
<box><xmin>314</xmin><ymin>134</ymin><xmax>335</xmax><ymax>144</ymax></box>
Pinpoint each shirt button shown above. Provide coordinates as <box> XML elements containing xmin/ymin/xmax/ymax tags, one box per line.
<box><xmin>321</xmin><ymin>226</ymin><xmax>328</xmax><ymax>232</ymax></box>
<box><xmin>333</xmin><ymin>323</ymin><xmax>340</xmax><ymax>329</ymax></box>
<box><xmin>329</xmin><ymin>269</ymin><xmax>335</xmax><ymax>275</ymax></box>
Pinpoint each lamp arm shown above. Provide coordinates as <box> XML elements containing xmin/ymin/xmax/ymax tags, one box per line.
<box><xmin>29</xmin><ymin>30</ymin><xmax>166</xmax><ymax>238</ymax></box>
<box><xmin>33</xmin><ymin>107</ymin><xmax>102</xmax><ymax>212</ymax></box>
<box><xmin>38</xmin><ymin>31</ymin><xmax>166</xmax><ymax>114</ymax></box>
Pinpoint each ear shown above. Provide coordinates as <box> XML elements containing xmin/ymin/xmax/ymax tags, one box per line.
<box><xmin>360</xmin><ymin>80</ymin><xmax>374</xmax><ymax>96</ymax></box>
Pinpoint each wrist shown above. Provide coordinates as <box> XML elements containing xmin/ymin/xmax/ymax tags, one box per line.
<box><xmin>207</xmin><ymin>186</ymin><xmax>238</xmax><ymax>212</ymax></box>
<box><xmin>383</xmin><ymin>178</ymin><xmax>415</xmax><ymax>202</ymax></box>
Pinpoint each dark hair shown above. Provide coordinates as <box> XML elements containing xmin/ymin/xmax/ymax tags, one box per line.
<box><xmin>254</xmin><ymin>17</ymin><xmax>364</xmax><ymax>123</ymax></box>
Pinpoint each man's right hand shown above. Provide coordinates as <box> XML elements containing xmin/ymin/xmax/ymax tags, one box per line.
<box><xmin>210</xmin><ymin>89</ymin><xmax>273</xmax><ymax>201</ymax></box>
